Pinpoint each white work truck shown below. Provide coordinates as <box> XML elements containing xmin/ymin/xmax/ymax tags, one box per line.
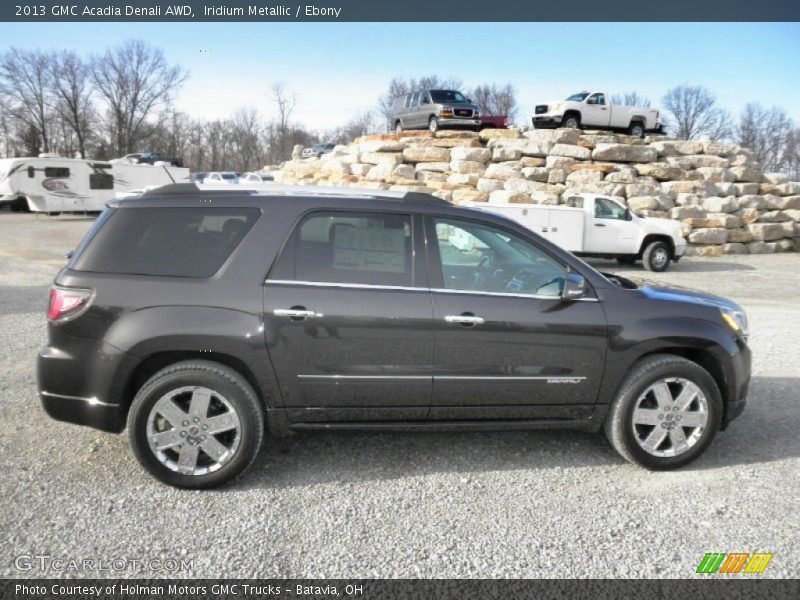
<box><xmin>462</xmin><ymin>193</ymin><xmax>685</xmax><ymax>271</ymax></box>
<box><xmin>532</xmin><ymin>91</ymin><xmax>663</xmax><ymax>138</ymax></box>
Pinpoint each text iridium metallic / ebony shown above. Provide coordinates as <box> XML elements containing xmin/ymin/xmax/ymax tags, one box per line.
<box><xmin>36</xmin><ymin>185</ymin><xmax>751</xmax><ymax>486</ymax></box>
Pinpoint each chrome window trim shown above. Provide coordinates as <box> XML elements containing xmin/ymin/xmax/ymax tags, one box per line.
<box><xmin>265</xmin><ymin>279</ymin><xmax>599</xmax><ymax>301</ymax></box>
<box><xmin>267</xmin><ymin>279</ymin><xmax>425</xmax><ymax>292</ymax></box>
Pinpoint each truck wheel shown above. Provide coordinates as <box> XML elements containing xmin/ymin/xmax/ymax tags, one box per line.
<box><xmin>629</xmin><ymin>122</ymin><xmax>645</xmax><ymax>138</ymax></box>
<box><xmin>643</xmin><ymin>240</ymin><xmax>671</xmax><ymax>272</ymax></box>
<box><xmin>395</xmin><ymin>121</ymin><xmax>403</xmax><ymax>134</ymax></box>
<box><xmin>561</xmin><ymin>114</ymin><xmax>580</xmax><ymax>129</ymax></box>
<box><xmin>128</xmin><ymin>360</ymin><xmax>264</xmax><ymax>489</ymax></box>
<box><xmin>604</xmin><ymin>354</ymin><xmax>722</xmax><ymax>470</ymax></box>
<box><xmin>428</xmin><ymin>116</ymin><xmax>439</xmax><ymax>133</ymax></box>
<box><xmin>616</xmin><ymin>256</ymin><xmax>637</xmax><ymax>265</ymax></box>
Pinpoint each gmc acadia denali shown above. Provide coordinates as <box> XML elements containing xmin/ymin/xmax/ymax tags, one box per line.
<box><xmin>37</xmin><ymin>184</ymin><xmax>751</xmax><ymax>488</ymax></box>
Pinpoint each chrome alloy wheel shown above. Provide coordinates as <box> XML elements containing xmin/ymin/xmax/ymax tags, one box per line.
<box><xmin>631</xmin><ymin>378</ymin><xmax>709</xmax><ymax>458</ymax></box>
<box><xmin>652</xmin><ymin>247</ymin><xmax>669</xmax><ymax>269</ymax></box>
<box><xmin>146</xmin><ymin>386</ymin><xmax>241</xmax><ymax>476</ymax></box>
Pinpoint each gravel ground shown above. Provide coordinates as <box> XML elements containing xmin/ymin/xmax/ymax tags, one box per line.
<box><xmin>0</xmin><ymin>212</ymin><xmax>798</xmax><ymax>579</ymax></box>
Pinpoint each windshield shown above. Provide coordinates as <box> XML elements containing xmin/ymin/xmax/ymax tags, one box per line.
<box><xmin>430</xmin><ymin>90</ymin><xmax>469</xmax><ymax>104</ymax></box>
<box><xmin>566</xmin><ymin>92</ymin><xmax>590</xmax><ymax>102</ymax></box>
<box><xmin>221</xmin><ymin>173</ymin><xmax>236</xmax><ymax>180</ymax></box>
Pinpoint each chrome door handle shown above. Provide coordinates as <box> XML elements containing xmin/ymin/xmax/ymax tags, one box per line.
<box><xmin>445</xmin><ymin>315</ymin><xmax>485</xmax><ymax>325</ymax></box>
<box><xmin>274</xmin><ymin>308</ymin><xmax>321</xmax><ymax>319</ymax></box>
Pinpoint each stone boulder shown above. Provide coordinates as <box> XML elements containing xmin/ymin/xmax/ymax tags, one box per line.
<box><xmin>403</xmin><ymin>146</ymin><xmax>450</xmax><ymax>163</ymax></box>
<box><xmin>592</xmin><ymin>144</ymin><xmax>657</xmax><ymax>163</ymax></box>
<box><xmin>450</xmin><ymin>147</ymin><xmax>492</xmax><ymax>162</ymax></box>
<box><xmin>688</xmin><ymin>228</ymin><xmax>728</xmax><ymax>244</ymax></box>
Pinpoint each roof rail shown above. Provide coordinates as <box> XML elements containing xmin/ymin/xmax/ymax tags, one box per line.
<box><xmin>141</xmin><ymin>183</ymin><xmax>256</xmax><ymax>196</ymax></box>
<box><xmin>138</xmin><ymin>182</ymin><xmax>449</xmax><ymax>204</ymax></box>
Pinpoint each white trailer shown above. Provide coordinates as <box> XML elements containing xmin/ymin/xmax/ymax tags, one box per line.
<box><xmin>0</xmin><ymin>156</ymin><xmax>190</xmax><ymax>214</ymax></box>
<box><xmin>463</xmin><ymin>193</ymin><xmax>686</xmax><ymax>272</ymax></box>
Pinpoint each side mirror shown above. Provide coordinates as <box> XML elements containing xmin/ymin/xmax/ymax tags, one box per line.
<box><xmin>625</xmin><ymin>208</ymin><xmax>633</xmax><ymax>221</ymax></box>
<box><xmin>562</xmin><ymin>273</ymin><xmax>586</xmax><ymax>301</ymax></box>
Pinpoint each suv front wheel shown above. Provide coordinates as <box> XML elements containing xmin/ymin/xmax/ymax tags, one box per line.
<box><xmin>128</xmin><ymin>360</ymin><xmax>264</xmax><ymax>488</ymax></box>
<box><xmin>428</xmin><ymin>116</ymin><xmax>439</xmax><ymax>133</ymax></box>
<box><xmin>604</xmin><ymin>354</ymin><xmax>722</xmax><ymax>470</ymax></box>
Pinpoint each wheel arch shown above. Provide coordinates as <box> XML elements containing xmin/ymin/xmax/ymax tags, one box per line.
<box><xmin>562</xmin><ymin>110</ymin><xmax>582</xmax><ymax>125</ymax></box>
<box><xmin>639</xmin><ymin>234</ymin><xmax>675</xmax><ymax>258</ymax></box>
<box><xmin>118</xmin><ymin>350</ymin><xmax>268</xmax><ymax>420</ymax></box>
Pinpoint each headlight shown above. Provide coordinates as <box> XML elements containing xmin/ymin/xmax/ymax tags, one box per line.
<box><xmin>720</xmin><ymin>307</ymin><xmax>749</xmax><ymax>338</ymax></box>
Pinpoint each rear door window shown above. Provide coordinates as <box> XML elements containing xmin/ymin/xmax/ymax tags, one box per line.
<box><xmin>71</xmin><ymin>207</ymin><xmax>260</xmax><ymax>277</ymax></box>
<box><xmin>270</xmin><ymin>211</ymin><xmax>413</xmax><ymax>287</ymax></box>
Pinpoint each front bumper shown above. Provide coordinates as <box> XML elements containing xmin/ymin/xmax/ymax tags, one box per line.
<box><xmin>721</xmin><ymin>339</ymin><xmax>751</xmax><ymax>429</ymax></box>
<box><xmin>673</xmin><ymin>240</ymin><xmax>687</xmax><ymax>258</ymax></box>
<box><xmin>532</xmin><ymin>115</ymin><xmax>562</xmax><ymax>129</ymax></box>
<box><xmin>438</xmin><ymin>118</ymin><xmax>480</xmax><ymax>129</ymax></box>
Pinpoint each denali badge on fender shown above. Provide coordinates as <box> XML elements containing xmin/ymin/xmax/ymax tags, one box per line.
<box><xmin>37</xmin><ymin>184</ymin><xmax>751</xmax><ymax>488</ymax></box>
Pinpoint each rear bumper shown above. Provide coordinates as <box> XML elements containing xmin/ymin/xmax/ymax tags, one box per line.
<box><xmin>37</xmin><ymin>342</ymin><xmax>128</xmax><ymax>433</ymax></box>
<box><xmin>532</xmin><ymin>115</ymin><xmax>561</xmax><ymax>129</ymax></box>
<box><xmin>40</xmin><ymin>390</ymin><xmax>124</xmax><ymax>433</ymax></box>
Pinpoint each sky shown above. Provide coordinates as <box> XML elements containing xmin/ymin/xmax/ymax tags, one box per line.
<box><xmin>0</xmin><ymin>22</ymin><xmax>798</xmax><ymax>131</ymax></box>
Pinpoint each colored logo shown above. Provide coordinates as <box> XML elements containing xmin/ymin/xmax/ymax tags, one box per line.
<box><xmin>696</xmin><ymin>552</ymin><xmax>773</xmax><ymax>574</ymax></box>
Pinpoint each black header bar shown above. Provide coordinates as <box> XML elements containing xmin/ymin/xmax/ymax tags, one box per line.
<box><xmin>3</xmin><ymin>0</ymin><xmax>800</xmax><ymax>22</ymax></box>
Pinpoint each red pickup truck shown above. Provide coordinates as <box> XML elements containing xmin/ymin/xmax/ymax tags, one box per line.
<box><xmin>479</xmin><ymin>115</ymin><xmax>509</xmax><ymax>130</ymax></box>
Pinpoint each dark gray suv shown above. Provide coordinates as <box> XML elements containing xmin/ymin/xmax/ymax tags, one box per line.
<box><xmin>38</xmin><ymin>184</ymin><xmax>750</xmax><ymax>488</ymax></box>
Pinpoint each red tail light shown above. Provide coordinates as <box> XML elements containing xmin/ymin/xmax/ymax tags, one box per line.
<box><xmin>48</xmin><ymin>286</ymin><xmax>93</xmax><ymax>322</ymax></box>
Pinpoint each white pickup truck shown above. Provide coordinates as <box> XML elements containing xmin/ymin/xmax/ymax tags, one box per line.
<box><xmin>532</xmin><ymin>91</ymin><xmax>663</xmax><ymax>138</ymax></box>
<box><xmin>462</xmin><ymin>193</ymin><xmax>685</xmax><ymax>271</ymax></box>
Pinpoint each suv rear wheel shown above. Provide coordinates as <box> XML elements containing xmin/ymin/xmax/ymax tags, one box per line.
<box><xmin>604</xmin><ymin>354</ymin><xmax>722</xmax><ymax>470</ymax></box>
<box><xmin>395</xmin><ymin>121</ymin><xmax>403</xmax><ymax>134</ymax></box>
<box><xmin>128</xmin><ymin>360</ymin><xmax>264</xmax><ymax>488</ymax></box>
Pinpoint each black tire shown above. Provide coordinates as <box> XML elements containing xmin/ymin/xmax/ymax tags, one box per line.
<box><xmin>604</xmin><ymin>354</ymin><xmax>723</xmax><ymax>470</ymax></box>
<box><xmin>395</xmin><ymin>121</ymin><xmax>403</xmax><ymax>134</ymax></box>
<box><xmin>616</xmin><ymin>256</ymin><xmax>637</xmax><ymax>265</ymax></box>
<box><xmin>48</xmin><ymin>212</ymin><xmax>61</xmax><ymax>217</ymax></box>
<box><xmin>128</xmin><ymin>360</ymin><xmax>264</xmax><ymax>488</ymax></box>
<box><xmin>643</xmin><ymin>240</ymin><xmax>671</xmax><ymax>272</ymax></box>
<box><xmin>561</xmin><ymin>114</ymin><xmax>580</xmax><ymax>129</ymax></box>
<box><xmin>628</xmin><ymin>121</ymin><xmax>645</xmax><ymax>138</ymax></box>
<box><xmin>428</xmin><ymin>116</ymin><xmax>439</xmax><ymax>133</ymax></box>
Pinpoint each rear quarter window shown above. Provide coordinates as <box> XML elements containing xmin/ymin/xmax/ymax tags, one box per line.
<box><xmin>71</xmin><ymin>206</ymin><xmax>260</xmax><ymax>277</ymax></box>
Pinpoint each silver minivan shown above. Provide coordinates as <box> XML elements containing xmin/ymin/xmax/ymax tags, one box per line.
<box><xmin>390</xmin><ymin>89</ymin><xmax>481</xmax><ymax>133</ymax></box>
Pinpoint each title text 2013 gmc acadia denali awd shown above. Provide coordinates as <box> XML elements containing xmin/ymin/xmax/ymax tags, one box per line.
<box><xmin>37</xmin><ymin>185</ymin><xmax>751</xmax><ymax>488</ymax></box>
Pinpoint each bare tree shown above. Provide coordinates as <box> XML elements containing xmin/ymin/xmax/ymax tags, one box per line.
<box><xmin>230</xmin><ymin>107</ymin><xmax>263</xmax><ymax>171</ymax></box>
<box><xmin>611</xmin><ymin>91</ymin><xmax>651</xmax><ymax>107</ymax></box>
<box><xmin>91</xmin><ymin>39</ymin><xmax>188</xmax><ymax>156</ymax></box>
<box><xmin>377</xmin><ymin>75</ymin><xmax>463</xmax><ymax>130</ymax></box>
<box><xmin>661</xmin><ymin>84</ymin><xmax>731</xmax><ymax>140</ymax></box>
<box><xmin>329</xmin><ymin>110</ymin><xmax>377</xmax><ymax>144</ymax></box>
<box><xmin>782</xmin><ymin>127</ymin><xmax>800</xmax><ymax>180</ymax></box>
<box><xmin>0</xmin><ymin>48</ymin><xmax>53</xmax><ymax>152</ymax></box>
<box><xmin>268</xmin><ymin>82</ymin><xmax>296</xmax><ymax>162</ymax></box>
<box><xmin>49</xmin><ymin>50</ymin><xmax>94</xmax><ymax>158</ymax></box>
<box><xmin>736</xmin><ymin>103</ymin><xmax>793</xmax><ymax>172</ymax></box>
<box><xmin>469</xmin><ymin>83</ymin><xmax>518</xmax><ymax>121</ymax></box>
